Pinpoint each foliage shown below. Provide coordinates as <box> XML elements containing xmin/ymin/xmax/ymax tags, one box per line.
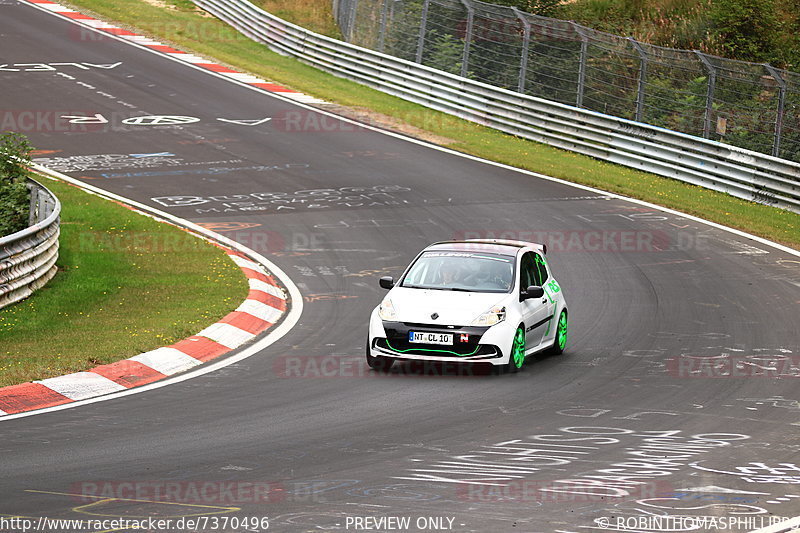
<box><xmin>384</xmin><ymin>0</ymin><xmax>424</xmax><ymax>61</ymax></box>
<box><xmin>0</xmin><ymin>132</ymin><xmax>32</xmax><ymax>237</ymax></box>
<box><xmin>709</xmin><ymin>0</ymin><xmax>780</xmax><ymax>63</ymax></box>
<box><xmin>424</xmin><ymin>31</ymin><xmax>464</xmax><ymax>75</ymax></box>
<box><xmin>558</xmin><ymin>0</ymin><xmax>800</xmax><ymax>70</ymax></box>
<box><xmin>490</xmin><ymin>0</ymin><xmax>561</xmax><ymax>17</ymax></box>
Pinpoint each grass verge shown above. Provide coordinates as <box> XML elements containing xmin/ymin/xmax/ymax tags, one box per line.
<box><xmin>57</xmin><ymin>0</ymin><xmax>800</xmax><ymax>248</ymax></box>
<box><xmin>0</xmin><ymin>177</ymin><xmax>247</xmax><ymax>387</ymax></box>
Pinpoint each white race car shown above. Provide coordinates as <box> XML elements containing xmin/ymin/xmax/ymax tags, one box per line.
<box><xmin>367</xmin><ymin>239</ymin><xmax>568</xmax><ymax>373</ymax></box>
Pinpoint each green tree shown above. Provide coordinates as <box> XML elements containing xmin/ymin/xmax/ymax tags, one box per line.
<box><xmin>709</xmin><ymin>0</ymin><xmax>780</xmax><ymax>63</ymax></box>
<box><xmin>0</xmin><ymin>132</ymin><xmax>32</xmax><ymax>237</ymax></box>
<box><xmin>425</xmin><ymin>32</ymin><xmax>464</xmax><ymax>75</ymax></box>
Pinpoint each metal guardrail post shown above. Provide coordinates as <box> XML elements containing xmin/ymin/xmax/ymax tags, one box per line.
<box><xmin>628</xmin><ymin>38</ymin><xmax>648</xmax><ymax>123</ymax></box>
<box><xmin>764</xmin><ymin>64</ymin><xmax>787</xmax><ymax>159</ymax></box>
<box><xmin>514</xmin><ymin>8</ymin><xmax>530</xmax><ymax>93</ymax></box>
<box><xmin>572</xmin><ymin>23</ymin><xmax>588</xmax><ymax>109</ymax></box>
<box><xmin>695</xmin><ymin>50</ymin><xmax>716</xmax><ymax>139</ymax></box>
<box><xmin>27</xmin><ymin>183</ymin><xmax>38</xmax><ymax>226</ymax></box>
<box><xmin>459</xmin><ymin>0</ymin><xmax>473</xmax><ymax>79</ymax></box>
<box><xmin>415</xmin><ymin>0</ymin><xmax>430</xmax><ymax>64</ymax></box>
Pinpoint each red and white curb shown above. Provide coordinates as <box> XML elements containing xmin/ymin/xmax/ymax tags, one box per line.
<box><xmin>0</xmin><ymin>2</ymin><xmax>316</xmax><ymax>417</ymax></box>
<box><xmin>24</xmin><ymin>0</ymin><xmax>327</xmax><ymax>105</ymax></box>
<box><xmin>0</xmin><ymin>247</ymin><xmax>287</xmax><ymax>416</ymax></box>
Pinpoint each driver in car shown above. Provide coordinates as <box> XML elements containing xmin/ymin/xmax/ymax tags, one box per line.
<box><xmin>466</xmin><ymin>261</ymin><xmax>511</xmax><ymax>290</ymax></box>
<box><xmin>439</xmin><ymin>262</ymin><xmax>463</xmax><ymax>286</ymax></box>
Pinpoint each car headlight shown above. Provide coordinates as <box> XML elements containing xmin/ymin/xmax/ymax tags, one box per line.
<box><xmin>471</xmin><ymin>305</ymin><xmax>506</xmax><ymax>327</ymax></box>
<box><xmin>378</xmin><ymin>298</ymin><xmax>398</xmax><ymax>321</ymax></box>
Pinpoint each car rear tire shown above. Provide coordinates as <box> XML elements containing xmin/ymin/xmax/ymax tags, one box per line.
<box><xmin>366</xmin><ymin>341</ymin><xmax>395</xmax><ymax>372</ymax></box>
<box><xmin>502</xmin><ymin>326</ymin><xmax>526</xmax><ymax>374</ymax></box>
<box><xmin>547</xmin><ymin>309</ymin><xmax>568</xmax><ymax>355</ymax></box>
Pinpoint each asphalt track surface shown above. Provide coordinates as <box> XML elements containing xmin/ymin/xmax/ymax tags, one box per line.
<box><xmin>2</xmin><ymin>2</ymin><xmax>800</xmax><ymax>532</ymax></box>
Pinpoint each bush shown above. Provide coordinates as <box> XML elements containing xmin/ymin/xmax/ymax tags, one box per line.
<box><xmin>708</xmin><ymin>0</ymin><xmax>780</xmax><ymax>63</ymax></box>
<box><xmin>0</xmin><ymin>132</ymin><xmax>32</xmax><ymax>237</ymax></box>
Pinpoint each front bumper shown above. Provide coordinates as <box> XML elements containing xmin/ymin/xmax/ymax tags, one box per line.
<box><xmin>369</xmin><ymin>315</ymin><xmax>507</xmax><ymax>364</ymax></box>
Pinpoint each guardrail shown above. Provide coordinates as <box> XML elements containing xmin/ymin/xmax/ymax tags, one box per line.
<box><xmin>0</xmin><ymin>178</ymin><xmax>60</xmax><ymax>310</ymax></box>
<box><xmin>193</xmin><ymin>0</ymin><xmax>800</xmax><ymax>213</ymax></box>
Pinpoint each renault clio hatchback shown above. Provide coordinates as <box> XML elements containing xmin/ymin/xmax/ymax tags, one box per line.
<box><xmin>367</xmin><ymin>239</ymin><xmax>568</xmax><ymax>373</ymax></box>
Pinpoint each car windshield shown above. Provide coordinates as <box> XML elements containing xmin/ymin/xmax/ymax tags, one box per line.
<box><xmin>401</xmin><ymin>251</ymin><xmax>514</xmax><ymax>293</ymax></box>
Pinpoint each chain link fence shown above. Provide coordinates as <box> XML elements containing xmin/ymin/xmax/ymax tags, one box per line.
<box><xmin>333</xmin><ymin>0</ymin><xmax>800</xmax><ymax>163</ymax></box>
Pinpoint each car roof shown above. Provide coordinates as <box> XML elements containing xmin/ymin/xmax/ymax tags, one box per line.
<box><xmin>426</xmin><ymin>239</ymin><xmax>546</xmax><ymax>256</ymax></box>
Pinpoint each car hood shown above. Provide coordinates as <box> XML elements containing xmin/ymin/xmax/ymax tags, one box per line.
<box><xmin>387</xmin><ymin>287</ymin><xmax>509</xmax><ymax>326</ymax></box>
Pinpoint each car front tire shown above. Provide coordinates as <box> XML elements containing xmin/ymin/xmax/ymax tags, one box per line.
<box><xmin>502</xmin><ymin>326</ymin><xmax>526</xmax><ymax>374</ymax></box>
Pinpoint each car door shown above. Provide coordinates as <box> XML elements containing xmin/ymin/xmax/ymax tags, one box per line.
<box><xmin>519</xmin><ymin>252</ymin><xmax>550</xmax><ymax>351</ymax></box>
<box><xmin>534</xmin><ymin>252</ymin><xmax>558</xmax><ymax>345</ymax></box>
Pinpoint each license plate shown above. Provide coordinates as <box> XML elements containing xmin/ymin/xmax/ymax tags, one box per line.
<box><xmin>409</xmin><ymin>331</ymin><xmax>453</xmax><ymax>345</ymax></box>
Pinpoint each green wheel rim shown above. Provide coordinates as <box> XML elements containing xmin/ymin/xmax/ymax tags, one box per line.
<box><xmin>557</xmin><ymin>312</ymin><xmax>568</xmax><ymax>351</ymax></box>
<box><xmin>512</xmin><ymin>328</ymin><xmax>525</xmax><ymax>368</ymax></box>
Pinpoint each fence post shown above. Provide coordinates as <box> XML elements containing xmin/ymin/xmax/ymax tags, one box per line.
<box><xmin>764</xmin><ymin>64</ymin><xmax>786</xmax><ymax>158</ymax></box>
<box><xmin>339</xmin><ymin>0</ymin><xmax>349</xmax><ymax>40</ymax></box>
<box><xmin>416</xmin><ymin>0</ymin><xmax>431</xmax><ymax>64</ymax></box>
<box><xmin>514</xmin><ymin>8</ymin><xmax>530</xmax><ymax>93</ymax></box>
<box><xmin>388</xmin><ymin>0</ymin><xmax>396</xmax><ymax>46</ymax></box>
<box><xmin>27</xmin><ymin>182</ymin><xmax>38</xmax><ymax>226</ymax></box>
<box><xmin>459</xmin><ymin>0</ymin><xmax>474</xmax><ymax>78</ymax></box>
<box><xmin>572</xmin><ymin>23</ymin><xmax>588</xmax><ymax>108</ymax></box>
<box><xmin>695</xmin><ymin>51</ymin><xmax>716</xmax><ymax>139</ymax></box>
<box><xmin>333</xmin><ymin>0</ymin><xmax>343</xmax><ymax>34</ymax></box>
<box><xmin>378</xmin><ymin>0</ymin><xmax>390</xmax><ymax>52</ymax></box>
<box><xmin>348</xmin><ymin>0</ymin><xmax>359</xmax><ymax>42</ymax></box>
<box><xmin>628</xmin><ymin>38</ymin><xmax>648</xmax><ymax>122</ymax></box>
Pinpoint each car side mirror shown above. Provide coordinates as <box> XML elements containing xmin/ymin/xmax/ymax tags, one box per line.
<box><xmin>522</xmin><ymin>285</ymin><xmax>544</xmax><ymax>300</ymax></box>
<box><xmin>379</xmin><ymin>276</ymin><xmax>395</xmax><ymax>290</ymax></box>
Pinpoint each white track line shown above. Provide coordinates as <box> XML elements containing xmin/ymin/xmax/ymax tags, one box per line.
<box><xmin>0</xmin><ymin>164</ymin><xmax>304</xmax><ymax>422</ymax></box>
<box><xmin>4</xmin><ymin>0</ymin><xmax>797</xmax><ymax>421</ymax></box>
